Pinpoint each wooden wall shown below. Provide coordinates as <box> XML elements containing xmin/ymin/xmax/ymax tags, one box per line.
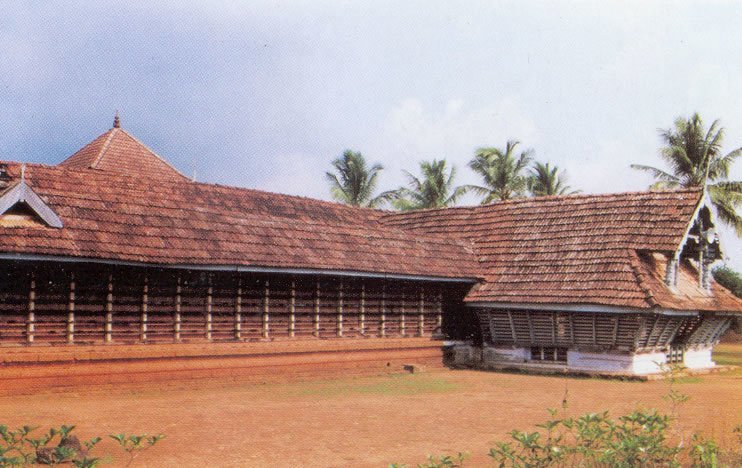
<box><xmin>0</xmin><ymin>262</ymin><xmax>466</xmax><ymax>346</ymax></box>
<box><xmin>475</xmin><ymin>308</ymin><xmax>731</xmax><ymax>352</ymax></box>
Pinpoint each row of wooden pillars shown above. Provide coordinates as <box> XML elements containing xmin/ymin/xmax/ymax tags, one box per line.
<box><xmin>23</xmin><ymin>271</ymin><xmax>444</xmax><ymax>344</ymax></box>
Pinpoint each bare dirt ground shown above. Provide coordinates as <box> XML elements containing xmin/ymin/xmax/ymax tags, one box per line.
<box><xmin>1</xmin><ymin>345</ymin><xmax>740</xmax><ymax>467</ymax></box>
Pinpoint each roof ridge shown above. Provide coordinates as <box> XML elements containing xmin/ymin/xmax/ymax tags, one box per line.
<box><xmin>90</xmin><ymin>128</ymin><xmax>118</xmax><ymax>169</ymax></box>
<box><xmin>628</xmin><ymin>250</ymin><xmax>660</xmax><ymax>308</ymax></box>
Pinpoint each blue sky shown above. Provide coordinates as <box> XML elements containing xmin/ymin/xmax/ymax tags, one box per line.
<box><xmin>2</xmin><ymin>1</ymin><xmax>741</xmax><ymax>267</ymax></box>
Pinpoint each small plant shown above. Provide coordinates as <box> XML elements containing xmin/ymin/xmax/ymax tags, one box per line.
<box><xmin>109</xmin><ymin>433</ymin><xmax>165</xmax><ymax>467</ymax></box>
<box><xmin>390</xmin><ymin>451</ymin><xmax>468</xmax><ymax>468</ymax></box>
<box><xmin>0</xmin><ymin>425</ymin><xmax>163</xmax><ymax>466</ymax></box>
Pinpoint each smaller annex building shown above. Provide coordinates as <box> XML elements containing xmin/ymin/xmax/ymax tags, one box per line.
<box><xmin>0</xmin><ymin>119</ymin><xmax>740</xmax><ymax>377</ymax></box>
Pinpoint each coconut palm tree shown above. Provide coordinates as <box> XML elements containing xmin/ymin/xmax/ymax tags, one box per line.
<box><xmin>393</xmin><ymin>159</ymin><xmax>467</xmax><ymax>210</ymax></box>
<box><xmin>466</xmin><ymin>140</ymin><xmax>533</xmax><ymax>203</ymax></box>
<box><xmin>631</xmin><ymin>113</ymin><xmax>742</xmax><ymax>235</ymax></box>
<box><xmin>325</xmin><ymin>150</ymin><xmax>393</xmax><ymax>208</ymax></box>
<box><xmin>528</xmin><ymin>161</ymin><xmax>579</xmax><ymax>197</ymax></box>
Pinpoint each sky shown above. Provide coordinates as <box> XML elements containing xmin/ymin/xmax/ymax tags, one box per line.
<box><xmin>1</xmin><ymin>1</ymin><xmax>741</xmax><ymax>268</ymax></box>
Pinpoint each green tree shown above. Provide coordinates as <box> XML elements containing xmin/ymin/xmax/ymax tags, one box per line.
<box><xmin>325</xmin><ymin>150</ymin><xmax>393</xmax><ymax>207</ymax></box>
<box><xmin>466</xmin><ymin>140</ymin><xmax>533</xmax><ymax>203</ymax></box>
<box><xmin>394</xmin><ymin>159</ymin><xmax>467</xmax><ymax>210</ymax></box>
<box><xmin>631</xmin><ymin>113</ymin><xmax>742</xmax><ymax>235</ymax></box>
<box><xmin>528</xmin><ymin>161</ymin><xmax>579</xmax><ymax>197</ymax></box>
<box><xmin>712</xmin><ymin>265</ymin><xmax>742</xmax><ymax>298</ymax></box>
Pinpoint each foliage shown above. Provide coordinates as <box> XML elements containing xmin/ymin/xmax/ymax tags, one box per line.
<box><xmin>712</xmin><ymin>264</ymin><xmax>742</xmax><ymax>298</ymax></box>
<box><xmin>396</xmin><ymin>366</ymin><xmax>739</xmax><ymax>467</ymax></box>
<box><xmin>325</xmin><ymin>149</ymin><xmax>394</xmax><ymax>207</ymax></box>
<box><xmin>0</xmin><ymin>425</ymin><xmax>162</xmax><ymax>467</ymax></box>
<box><xmin>528</xmin><ymin>161</ymin><xmax>579</xmax><ymax>197</ymax></box>
<box><xmin>390</xmin><ymin>452</ymin><xmax>468</xmax><ymax>468</ymax></box>
<box><xmin>109</xmin><ymin>433</ymin><xmax>165</xmax><ymax>467</ymax></box>
<box><xmin>466</xmin><ymin>140</ymin><xmax>533</xmax><ymax>203</ymax></box>
<box><xmin>631</xmin><ymin>113</ymin><xmax>742</xmax><ymax>235</ymax></box>
<box><xmin>393</xmin><ymin>159</ymin><xmax>467</xmax><ymax>210</ymax></box>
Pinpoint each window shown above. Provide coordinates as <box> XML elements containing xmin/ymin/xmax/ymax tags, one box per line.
<box><xmin>530</xmin><ymin>346</ymin><xmax>567</xmax><ymax>363</ymax></box>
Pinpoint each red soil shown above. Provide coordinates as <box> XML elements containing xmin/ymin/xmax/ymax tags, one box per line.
<box><xmin>0</xmin><ymin>342</ymin><xmax>739</xmax><ymax>467</ymax></box>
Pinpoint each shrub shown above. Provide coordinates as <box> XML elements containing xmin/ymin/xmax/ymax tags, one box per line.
<box><xmin>0</xmin><ymin>425</ymin><xmax>163</xmax><ymax>467</ymax></box>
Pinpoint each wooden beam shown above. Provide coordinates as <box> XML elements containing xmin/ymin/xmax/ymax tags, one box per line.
<box><xmin>141</xmin><ymin>275</ymin><xmax>148</xmax><ymax>342</ymax></box>
<box><xmin>359</xmin><ymin>282</ymin><xmax>366</xmax><ymax>336</ymax></box>
<box><xmin>206</xmin><ymin>275</ymin><xmax>213</xmax><ymax>341</ymax></box>
<box><xmin>67</xmin><ymin>272</ymin><xmax>75</xmax><ymax>344</ymax></box>
<box><xmin>289</xmin><ymin>278</ymin><xmax>296</xmax><ymax>338</ymax></box>
<box><xmin>550</xmin><ymin>311</ymin><xmax>556</xmax><ymax>346</ymax></box>
<box><xmin>235</xmin><ymin>277</ymin><xmax>242</xmax><ymax>340</ymax></box>
<box><xmin>105</xmin><ymin>274</ymin><xmax>113</xmax><ymax>343</ymax></box>
<box><xmin>262</xmin><ymin>279</ymin><xmax>270</xmax><ymax>339</ymax></box>
<box><xmin>174</xmin><ymin>275</ymin><xmax>182</xmax><ymax>341</ymax></box>
<box><xmin>337</xmin><ymin>280</ymin><xmax>344</xmax><ymax>337</ymax></box>
<box><xmin>507</xmin><ymin>310</ymin><xmax>516</xmax><ymax>343</ymax></box>
<box><xmin>591</xmin><ymin>313</ymin><xmax>597</xmax><ymax>346</ymax></box>
<box><xmin>314</xmin><ymin>279</ymin><xmax>320</xmax><ymax>337</ymax></box>
<box><xmin>569</xmin><ymin>312</ymin><xmax>576</xmax><ymax>346</ymax></box>
<box><xmin>612</xmin><ymin>316</ymin><xmax>620</xmax><ymax>348</ymax></box>
<box><xmin>400</xmin><ymin>291</ymin><xmax>406</xmax><ymax>337</ymax></box>
<box><xmin>27</xmin><ymin>272</ymin><xmax>35</xmax><ymax>344</ymax></box>
<box><xmin>380</xmin><ymin>283</ymin><xmax>386</xmax><ymax>338</ymax></box>
<box><xmin>418</xmin><ymin>287</ymin><xmax>424</xmax><ymax>337</ymax></box>
<box><xmin>526</xmin><ymin>311</ymin><xmax>535</xmax><ymax>344</ymax></box>
<box><xmin>436</xmin><ymin>290</ymin><xmax>443</xmax><ymax>335</ymax></box>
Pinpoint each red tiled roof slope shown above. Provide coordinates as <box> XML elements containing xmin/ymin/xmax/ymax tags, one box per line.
<box><xmin>0</xmin><ymin>162</ymin><xmax>479</xmax><ymax>280</ymax></box>
<box><xmin>382</xmin><ymin>190</ymin><xmax>741</xmax><ymax>312</ymax></box>
<box><xmin>634</xmin><ymin>252</ymin><xmax>742</xmax><ymax>312</ymax></box>
<box><xmin>59</xmin><ymin>128</ymin><xmax>189</xmax><ymax>183</ymax></box>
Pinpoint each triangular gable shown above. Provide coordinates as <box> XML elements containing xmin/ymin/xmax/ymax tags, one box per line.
<box><xmin>0</xmin><ymin>181</ymin><xmax>63</xmax><ymax>228</ymax></box>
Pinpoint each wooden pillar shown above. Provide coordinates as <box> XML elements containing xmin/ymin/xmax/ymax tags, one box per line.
<box><xmin>337</xmin><ymin>280</ymin><xmax>344</xmax><ymax>337</ymax></box>
<box><xmin>314</xmin><ymin>279</ymin><xmax>320</xmax><ymax>337</ymax></box>
<box><xmin>418</xmin><ymin>287</ymin><xmax>424</xmax><ymax>337</ymax></box>
<box><xmin>289</xmin><ymin>279</ymin><xmax>296</xmax><ymax>338</ymax></box>
<box><xmin>612</xmin><ymin>316</ymin><xmax>620</xmax><ymax>348</ymax></box>
<box><xmin>235</xmin><ymin>277</ymin><xmax>242</xmax><ymax>340</ymax></box>
<box><xmin>400</xmin><ymin>291</ymin><xmax>405</xmax><ymax>337</ymax></box>
<box><xmin>174</xmin><ymin>275</ymin><xmax>182</xmax><ymax>341</ymax></box>
<box><xmin>507</xmin><ymin>311</ymin><xmax>517</xmax><ymax>343</ymax></box>
<box><xmin>105</xmin><ymin>274</ymin><xmax>113</xmax><ymax>343</ymax></box>
<box><xmin>206</xmin><ymin>275</ymin><xmax>213</xmax><ymax>341</ymax></box>
<box><xmin>141</xmin><ymin>275</ymin><xmax>148</xmax><ymax>342</ymax></box>
<box><xmin>67</xmin><ymin>272</ymin><xmax>76</xmax><ymax>344</ymax></box>
<box><xmin>27</xmin><ymin>272</ymin><xmax>35</xmax><ymax>344</ymax></box>
<box><xmin>591</xmin><ymin>314</ymin><xmax>597</xmax><ymax>346</ymax></box>
<box><xmin>262</xmin><ymin>279</ymin><xmax>270</xmax><ymax>339</ymax></box>
<box><xmin>359</xmin><ymin>283</ymin><xmax>366</xmax><ymax>336</ymax></box>
<box><xmin>436</xmin><ymin>290</ymin><xmax>443</xmax><ymax>334</ymax></box>
<box><xmin>526</xmin><ymin>310</ymin><xmax>535</xmax><ymax>344</ymax></box>
<box><xmin>568</xmin><ymin>312</ymin><xmax>576</xmax><ymax>346</ymax></box>
<box><xmin>550</xmin><ymin>312</ymin><xmax>557</xmax><ymax>346</ymax></box>
<box><xmin>380</xmin><ymin>283</ymin><xmax>386</xmax><ymax>337</ymax></box>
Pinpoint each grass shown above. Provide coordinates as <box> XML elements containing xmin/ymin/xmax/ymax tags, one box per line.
<box><xmin>294</xmin><ymin>373</ymin><xmax>459</xmax><ymax>398</ymax></box>
<box><xmin>713</xmin><ymin>343</ymin><xmax>742</xmax><ymax>366</ymax></box>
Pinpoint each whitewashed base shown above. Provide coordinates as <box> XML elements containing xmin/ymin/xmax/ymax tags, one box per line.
<box><xmin>449</xmin><ymin>344</ymin><xmax>719</xmax><ymax>376</ymax></box>
<box><xmin>567</xmin><ymin>350</ymin><xmax>667</xmax><ymax>375</ymax></box>
<box><xmin>683</xmin><ymin>347</ymin><xmax>715</xmax><ymax>369</ymax></box>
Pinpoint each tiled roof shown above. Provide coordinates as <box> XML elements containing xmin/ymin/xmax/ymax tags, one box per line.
<box><xmin>59</xmin><ymin>128</ymin><xmax>189</xmax><ymax>183</ymax></box>
<box><xmin>382</xmin><ymin>191</ymin><xmax>742</xmax><ymax>312</ymax></box>
<box><xmin>0</xmin><ymin>162</ymin><xmax>479</xmax><ymax>280</ymax></box>
<box><xmin>2</xmin><ymin>126</ymin><xmax>741</xmax><ymax>313</ymax></box>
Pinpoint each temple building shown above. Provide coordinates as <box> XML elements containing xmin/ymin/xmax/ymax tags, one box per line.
<box><xmin>0</xmin><ymin>119</ymin><xmax>740</xmax><ymax>377</ymax></box>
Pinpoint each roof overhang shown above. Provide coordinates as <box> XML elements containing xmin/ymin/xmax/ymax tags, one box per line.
<box><xmin>0</xmin><ymin>180</ymin><xmax>63</xmax><ymax>228</ymax></box>
<box><xmin>465</xmin><ymin>301</ymin><xmax>700</xmax><ymax>316</ymax></box>
<box><xmin>0</xmin><ymin>252</ymin><xmax>480</xmax><ymax>284</ymax></box>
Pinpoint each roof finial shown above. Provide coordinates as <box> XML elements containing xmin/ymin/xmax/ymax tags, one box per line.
<box><xmin>20</xmin><ymin>163</ymin><xmax>26</xmax><ymax>182</ymax></box>
<box><xmin>113</xmin><ymin>111</ymin><xmax>121</xmax><ymax>128</ymax></box>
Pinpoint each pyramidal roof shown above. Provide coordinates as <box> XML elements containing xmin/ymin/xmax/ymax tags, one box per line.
<box><xmin>58</xmin><ymin>118</ymin><xmax>188</xmax><ymax>183</ymax></box>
